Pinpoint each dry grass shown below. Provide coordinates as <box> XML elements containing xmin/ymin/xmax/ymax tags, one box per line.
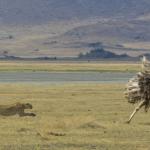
<box><xmin>124</xmin><ymin>42</ymin><xmax>150</xmax><ymax>49</ymax></box>
<box><xmin>0</xmin><ymin>61</ymin><xmax>140</xmax><ymax>72</ymax></box>
<box><xmin>0</xmin><ymin>83</ymin><xmax>149</xmax><ymax>149</ymax></box>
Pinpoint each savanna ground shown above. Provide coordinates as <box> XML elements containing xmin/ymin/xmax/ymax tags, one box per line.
<box><xmin>0</xmin><ymin>61</ymin><xmax>149</xmax><ymax>150</ymax></box>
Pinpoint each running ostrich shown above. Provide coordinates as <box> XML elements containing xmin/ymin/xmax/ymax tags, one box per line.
<box><xmin>125</xmin><ymin>56</ymin><xmax>150</xmax><ymax>123</ymax></box>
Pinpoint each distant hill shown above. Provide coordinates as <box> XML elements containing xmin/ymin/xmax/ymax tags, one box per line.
<box><xmin>0</xmin><ymin>0</ymin><xmax>150</xmax><ymax>59</ymax></box>
<box><xmin>0</xmin><ymin>0</ymin><xmax>150</xmax><ymax>25</ymax></box>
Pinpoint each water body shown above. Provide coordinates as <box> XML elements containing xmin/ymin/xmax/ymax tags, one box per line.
<box><xmin>0</xmin><ymin>72</ymin><xmax>134</xmax><ymax>83</ymax></box>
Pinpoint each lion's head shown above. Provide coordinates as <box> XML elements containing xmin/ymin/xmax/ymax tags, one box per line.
<box><xmin>24</xmin><ymin>103</ymin><xmax>33</xmax><ymax>109</ymax></box>
<box><xmin>16</xmin><ymin>103</ymin><xmax>33</xmax><ymax>109</ymax></box>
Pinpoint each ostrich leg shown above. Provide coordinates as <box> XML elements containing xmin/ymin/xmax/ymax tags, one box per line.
<box><xmin>126</xmin><ymin>100</ymin><xmax>145</xmax><ymax>124</ymax></box>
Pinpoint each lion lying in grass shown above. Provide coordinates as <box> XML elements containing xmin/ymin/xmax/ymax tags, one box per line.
<box><xmin>0</xmin><ymin>102</ymin><xmax>36</xmax><ymax>117</ymax></box>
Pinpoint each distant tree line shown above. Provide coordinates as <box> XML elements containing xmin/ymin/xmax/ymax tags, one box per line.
<box><xmin>78</xmin><ymin>47</ymin><xmax>129</xmax><ymax>59</ymax></box>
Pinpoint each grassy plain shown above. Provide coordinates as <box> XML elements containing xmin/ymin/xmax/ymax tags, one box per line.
<box><xmin>0</xmin><ymin>61</ymin><xmax>140</xmax><ymax>72</ymax></box>
<box><xmin>0</xmin><ymin>83</ymin><xmax>149</xmax><ymax>150</ymax></box>
<box><xmin>0</xmin><ymin>61</ymin><xmax>148</xmax><ymax>150</ymax></box>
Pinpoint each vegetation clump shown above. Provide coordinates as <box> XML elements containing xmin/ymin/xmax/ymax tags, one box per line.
<box><xmin>78</xmin><ymin>47</ymin><xmax>129</xmax><ymax>59</ymax></box>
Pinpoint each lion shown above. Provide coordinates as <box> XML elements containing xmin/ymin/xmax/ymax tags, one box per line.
<box><xmin>0</xmin><ymin>102</ymin><xmax>36</xmax><ymax>117</ymax></box>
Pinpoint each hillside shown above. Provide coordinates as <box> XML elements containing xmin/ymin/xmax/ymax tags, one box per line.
<box><xmin>0</xmin><ymin>0</ymin><xmax>150</xmax><ymax>58</ymax></box>
<box><xmin>0</xmin><ymin>0</ymin><xmax>150</xmax><ymax>25</ymax></box>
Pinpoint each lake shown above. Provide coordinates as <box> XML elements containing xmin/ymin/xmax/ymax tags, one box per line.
<box><xmin>0</xmin><ymin>72</ymin><xmax>134</xmax><ymax>83</ymax></box>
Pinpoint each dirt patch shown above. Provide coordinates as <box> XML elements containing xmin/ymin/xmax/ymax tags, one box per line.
<box><xmin>47</xmin><ymin>132</ymin><xmax>66</xmax><ymax>136</ymax></box>
<box><xmin>79</xmin><ymin>121</ymin><xmax>106</xmax><ymax>129</ymax></box>
<box><xmin>17</xmin><ymin>128</ymin><xmax>32</xmax><ymax>132</ymax></box>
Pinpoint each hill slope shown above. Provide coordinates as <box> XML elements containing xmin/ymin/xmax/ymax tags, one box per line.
<box><xmin>0</xmin><ymin>0</ymin><xmax>150</xmax><ymax>24</ymax></box>
<box><xmin>0</xmin><ymin>0</ymin><xmax>150</xmax><ymax>58</ymax></box>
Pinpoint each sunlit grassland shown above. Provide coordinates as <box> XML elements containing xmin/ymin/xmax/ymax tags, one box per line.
<box><xmin>0</xmin><ymin>61</ymin><xmax>140</xmax><ymax>72</ymax></box>
<box><xmin>0</xmin><ymin>83</ymin><xmax>149</xmax><ymax>150</ymax></box>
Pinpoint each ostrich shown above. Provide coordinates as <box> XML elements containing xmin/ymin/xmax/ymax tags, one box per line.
<box><xmin>125</xmin><ymin>56</ymin><xmax>150</xmax><ymax>123</ymax></box>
